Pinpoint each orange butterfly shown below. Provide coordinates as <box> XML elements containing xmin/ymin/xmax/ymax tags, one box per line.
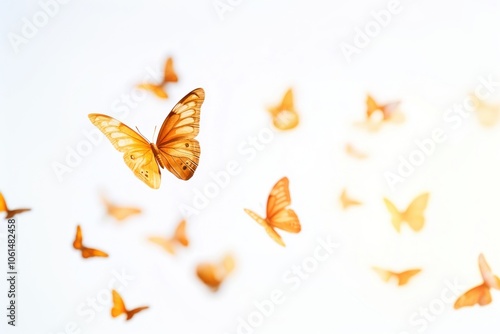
<box><xmin>355</xmin><ymin>94</ymin><xmax>404</xmax><ymax>131</ymax></box>
<box><xmin>345</xmin><ymin>143</ymin><xmax>368</xmax><ymax>159</ymax></box>
<box><xmin>383</xmin><ymin>193</ymin><xmax>429</xmax><ymax>232</ymax></box>
<box><xmin>111</xmin><ymin>290</ymin><xmax>149</xmax><ymax>320</ymax></box>
<box><xmin>470</xmin><ymin>94</ymin><xmax>500</xmax><ymax>127</ymax></box>
<box><xmin>268</xmin><ymin>88</ymin><xmax>300</xmax><ymax>130</ymax></box>
<box><xmin>0</xmin><ymin>192</ymin><xmax>30</xmax><ymax>218</ymax></box>
<box><xmin>72</xmin><ymin>225</ymin><xmax>109</xmax><ymax>258</ymax></box>
<box><xmin>101</xmin><ymin>195</ymin><xmax>142</xmax><ymax>221</ymax></box>
<box><xmin>137</xmin><ymin>57</ymin><xmax>178</xmax><ymax>99</ymax></box>
<box><xmin>196</xmin><ymin>254</ymin><xmax>235</xmax><ymax>292</ymax></box>
<box><xmin>373</xmin><ymin>267</ymin><xmax>421</xmax><ymax>286</ymax></box>
<box><xmin>88</xmin><ymin>88</ymin><xmax>204</xmax><ymax>189</ymax></box>
<box><xmin>244</xmin><ymin>177</ymin><xmax>301</xmax><ymax>247</ymax></box>
<box><xmin>148</xmin><ymin>219</ymin><xmax>189</xmax><ymax>254</ymax></box>
<box><xmin>454</xmin><ymin>253</ymin><xmax>500</xmax><ymax>309</ymax></box>
<box><xmin>340</xmin><ymin>188</ymin><xmax>362</xmax><ymax>209</ymax></box>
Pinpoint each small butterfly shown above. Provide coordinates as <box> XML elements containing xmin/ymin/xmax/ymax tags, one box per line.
<box><xmin>148</xmin><ymin>219</ymin><xmax>189</xmax><ymax>254</ymax></box>
<box><xmin>88</xmin><ymin>88</ymin><xmax>204</xmax><ymax>189</ymax></box>
<box><xmin>244</xmin><ymin>177</ymin><xmax>301</xmax><ymax>247</ymax></box>
<box><xmin>454</xmin><ymin>253</ymin><xmax>500</xmax><ymax>309</ymax></box>
<box><xmin>340</xmin><ymin>188</ymin><xmax>362</xmax><ymax>209</ymax></box>
<box><xmin>72</xmin><ymin>225</ymin><xmax>109</xmax><ymax>258</ymax></box>
<box><xmin>355</xmin><ymin>94</ymin><xmax>404</xmax><ymax>131</ymax></box>
<box><xmin>196</xmin><ymin>254</ymin><xmax>235</xmax><ymax>292</ymax></box>
<box><xmin>383</xmin><ymin>193</ymin><xmax>429</xmax><ymax>232</ymax></box>
<box><xmin>137</xmin><ymin>57</ymin><xmax>178</xmax><ymax>99</ymax></box>
<box><xmin>268</xmin><ymin>88</ymin><xmax>300</xmax><ymax>130</ymax></box>
<box><xmin>101</xmin><ymin>195</ymin><xmax>142</xmax><ymax>221</ymax></box>
<box><xmin>345</xmin><ymin>143</ymin><xmax>368</xmax><ymax>159</ymax></box>
<box><xmin>0</xmin><ymin>192</ymin><xmax>30</xmax><ymax>218</ymax></box>
<box><xmin>373</xmin><ymin>267</ymin><xmax>421</xmax><ymax>286</ymax></box>
<box><xmin>470</xmin><ymin>94</ymin><xmax>500</xmax><ymax>127</ymax></box>
<box><xmin>111</xmin><ymin>290</ymin><xmax>149</xmax><ymax>320</ymax></box>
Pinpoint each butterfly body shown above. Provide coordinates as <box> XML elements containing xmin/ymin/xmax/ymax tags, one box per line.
<box><xmin>89</xmin><ymin>88</ymin><xmax>204</xmax><ymax>189</ymax></box>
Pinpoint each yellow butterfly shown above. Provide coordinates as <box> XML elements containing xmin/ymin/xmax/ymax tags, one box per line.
<box><xmin>383</xmin><ymin>193</ymin><xmax>429</xmax><ymax>232</ymax></box>
<box><xmin>111</xmin><ymin>290</ymin><xmax>149</xmax><ymax>320</ymax></box>
<box><xmin>148</xmin><ymin>219</ymin><xmax>189</xmax><ymax>254</ymax></box>
<box><xmin>137</xmin><ymin>57</ymin><xmax>178</xmax><ymax>99</ymax></box>
<box><xmin>244</xmin><ymin>177</ymin><xmax>301</xmax><ymax>247</ymax></box>
<box><xmin>454</xmin><ymin>253</ymin><xmax>500</xmax><ymax>309</ymax></box>
<box><xmin>470</xmin><ymin>94</ymin><xmax>500</xmax><ymax>127</ymax></box>
<box><xmin>268</xmin><ymin>88</ymin><xmax>300</xmax><ymax>130</ymax></box>
<box><xmin>88</xmin><ymin>88</ymin><xmax>205</xmax><ymax>189</ymax></box>
<box><xmin>196</xmin><ymin>254</ymin><xmax>235</xmax><ymax>292</ymax></box>
<box><xmin>339</xmin><ymin>188</ymin><xmax>362</xmax><ymax>209</ymax></box>
<box><xmin>373</xmin><ymin>267</ymin><xmax>421</xmax><ymax>286</ymax></box>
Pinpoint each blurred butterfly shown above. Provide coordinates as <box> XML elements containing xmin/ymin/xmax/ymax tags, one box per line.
<box><xmin>244</xmin><ymin>177</ymin><xmax>301</xmax><ymax>247</ymax></box>
<box><xmin>148</xmin><ymin>219</ymin><xmax>189</xmax><ymax>254</ymax></box>
<box><xmin>384</xmin><ymin>193</ymin><xmax>429</xmax><ymax>232</ymax></box>
<box><xmin>0</xmin><ymin>192</ymin><xmax>30</xmax><ymax>218</ymax></box>
<box><xmin>373</xmin><ymin>267</ymin><xmax>421</xmax><ymax>286</ymax></box>
<box><xmin>268</xmin><ymin>88</ymin><xmax>300</xmax><ymax>130</ymax></box>
<box><xmin>454</xmin><ymin>253</ymin><xmax>500</xmax><ymax>309</ymax></box>
<box><xmin>470</xmin><ymin>94</ymin><xmax>500</xmax><ymax>127</ymax></box>
<box><xmin>88</xmin><ymin>88</ymin><xmax>205</xmax><ymax>189</ymax></box>
<box><xmin>137</xmin><ymin>57</ymin><xmax>178</xmax><ymax>99</ymax></box>
<box><xmin>101</xmin><ymin>195</ymin><xmax>142</xmax><ymax>221</ymax></box>
<box><xmin>111</xmin><ymin>290</ymin><xmax>149</xmax><ymax>320</ymax></box>
<box><xmin>72</xmin><ymin>225</ymin><xmax>109</xmax><ymax>258</ymax></box>
<box><xmin>345</xmin><ymin>143</ymin><xmax>368</xmax><ymax>159</ymax></box>
<box><xmin>355</xmin><ymin>94</ymin><xmax>404</xmax><ymax>131</ymax></box>
<box><xmin>196</xmin><ymin>254</ymin><xmax>235</xmax><ymax>292</ymax></box>
<box><xmin>340</xmin><ymin>188</ymin><xmax>362</xmax><ymax>209</ymax></box>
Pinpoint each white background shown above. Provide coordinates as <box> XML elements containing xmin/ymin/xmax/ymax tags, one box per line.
<box><xmin>2</xmin><ymin>0</ymin><xmax>500</xmax><ymax>333</ymax></box>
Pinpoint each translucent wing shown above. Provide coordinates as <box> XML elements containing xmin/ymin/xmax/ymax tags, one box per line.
<box><xmin>155</xmin><ymin>88</ymin><xmax>204</xmax><ymax>181</ymax></box>
<box><xmin>383</xmin><ymin>198</ymin><xmax>403</xmax><ymax>232</ymax></box>
<box><xmin>102</xmin><ymin>196</ymin><xmax>142</xmax><ymax>221</ymax></box>
<box><xmin>111</xmin><ymin>290</ymin><xmax>127</xmax><ymax>317</ymax></box>
<box><xmin>403</xmin><ymin>193</ymin><xmax>429</xmax><ymax>232</ymax></box>
<box><xmin>454</xmin><ymin>284</ymin><xmax>492</xmax><ymax>309</ymax></box>
<box><xmin>148</xmin><ymin>237</ymin><xmax>176</xmax><ymax>254</ymax></box>
<box><xmin>88</xmin><ymin>114</ymin><xmax>161</xmax><ymax>189</ymax></box>
<box><xmin>340</xmin><ymin>189</ymin><xmax>362</xmax><ymax>209</ymax></box>
<box><xmin>162</xmin><ymin>57</ymin><xmax>178</xmax><ymax>83</ymax></box>
<box><xmin>471</xmin><ymin>94</ymin><xmax>500</xmax><ymax>127</ymax></box>
<box><xmin>173</xmin><ymin>219</ymin><xmax>189</xmax><ymax>246</ymax></box>
<box><xmin>244</xmin><ymin>208</ymin><xmax>285</xmax><ymax>247</ymax></box>
<box><xmin>73</xmin><ymin>225</ymin><xmax>83</xmax><ymax>250</ymax></box>
<box><xmin>137</xmin><ymin>83</ymin><xmax>168</xmax><ymax>99</ymax></box>
<box><xmin>345</xmin><ymin>143</ymin><xmax>368</xmax><ymax>159</ymax></box>
<box><xmin>396</xmin><ymin>269</ymin><xmax>421</xmax><ymax>286</ymax></box>
<box><xmin>478</xmin><ymin>253</ymin><xmax>500</xmax><ymax>289</ymax></box>
<box><xmin>373</xmin><ymin>267</ymin><xmax>393</xmax><ymax>282</ymax></box>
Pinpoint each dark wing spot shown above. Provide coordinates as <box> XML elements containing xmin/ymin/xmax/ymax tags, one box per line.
<box><xmin>182</xmin><ymin>166</ymin><xmax>187</xmax><ymax>170</ymax></box>
<box><xmin>130</xmin><ymin>155</ymin><xmax>135</xmax><ymax>160</ymax></box>
<box><xmin>185</xmin><ymin>143</ymin><xmax>189</xmax><ymax>147</ymax></box>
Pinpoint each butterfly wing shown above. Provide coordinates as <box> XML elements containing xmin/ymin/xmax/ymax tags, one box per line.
<box><xmin>396</xmin><ymin>269</ymin><xmax>421</xmax><ymax>286</ymax></box>
<box><xmin>88</xmin><ymin>114</ymin><xmax>161</xmax><ymax>189</ymax></box>
<box><xmin>373</xmin><ymin>267</ymin><xmax>393</xmax><ymax>282</ymax></box>
<box><xmin>125</xmin><ymin>306</ymin><xmax>149</xmax><ymax>321</ymax></box>
<box><xmin>340</xmin><ymin>189</ymin><xmax>362</xmax><ymax>209</ymax></box>
<box><xmin>73</xmin><ymin>225</ymin><xmax>83</xmax><ymax>250</ymax></box>
<box><xmin>244</xmin><ymin>208</ymin><xmax>285</xmax><ymax>247</ymax></box>
<box><xmin>345</xmin><ymin>143</ymin><xmax>367</xmax><ymax>159</ymax></box>
<box><xmin>0</xmin><ymin>192</ymin><xmax>8</xmax><ymax>213</ymax></box>
<box><xmin>173</xmin><ymin>220</ymin><xmax>189</xmax><ymax>247</ymax></box>
<box><xmin>478</xmin><ymin>253</ymin><xmax>500</xmax><ymax>289</ymax></box>
<box><xmin>366</xmin><ymin>95</ymin><xmax>381</xmax><ymax>118</ymax></box>
<box><xmin>268</xmin><ymin>88</ymin><xmax>299</xmax><ymax>130</ymax></box>
<box><xmin>111</xmin><ymin>290</ymin><xmax>127</xmax><ymax>317</ymax></box>
<box><xmin>266</xmin><ymin>177</ymin><xmax>301</xmax><ymax>233</ymax></box>
<box><xmin>148</xmin><ymin>236</ymin><xmax>176</xmax><ymax>254</ymax></box>
<box><xmin>471</xmin><ymin>94</ymin><xmax>500</xmax><ymax>127</ymax></box>
<box><xmin>155</xmin><ymin>88</ymin><xmax>204</xmax><ymax>180</ymax></box>
<box><xmin>81</xmin><ymin>247</ymin><xmax>109</xmax><ymax>258</ymax></box>
<box><xmin>383</xmin><ymin>198</ymin><xmax>403</xmax><ymax>232</ymax></box>
<box><xmin>454</xmin><ymin>284</ymin><xmax>492</xmax><ymax>309</ymax></box>
<box><xmin>137</xmin><ymin>83</ymin><xmax>168</xmax><ymax>99</ymax></box>
<box><xmin>196</xmin><ymin>263</ymin><xmax>222</xmax><ymax>291</ymax></box>
<box><xmin>402</xmin><ymin>193</ymin><xmax>429</xmax><ymax>232</ymax></box>
<box><xmin>163</xmin><ymin>57</ymin><xmax>178</xmax><ymax>83</ymax></box>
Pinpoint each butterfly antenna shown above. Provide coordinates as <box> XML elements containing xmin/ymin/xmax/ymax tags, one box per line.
<box><xmin>152</xmin><ymin>126</ymin><xmax>158</xmax><ymax>142</ymax></box>
<box><xmin>135</xmin><ymin>126</ymin><xmax>149</xmax><ymax>142</ymax></box>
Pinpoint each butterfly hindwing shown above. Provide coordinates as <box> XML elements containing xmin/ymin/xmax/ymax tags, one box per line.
<box><xmin>402</xmin><ymin>193</ymin><xmax>429</xmax><ymax>232</ymax></box>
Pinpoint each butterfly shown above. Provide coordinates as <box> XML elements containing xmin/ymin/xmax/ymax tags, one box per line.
<box><xmin>137</xmin><ymin>57</ymin><xmax>178</xmax><ymax>99</ymax></box>
<box><xmin>101</xmin><ymin>195</ymin><xmax>142</xmax><ymax>221</ymax></box>
<box><xmin>72</xmin><ymin>225</ymin><xmax>109</xmax><ymax>258</ymax></box>
<box><xmin>148</xmin><ymin>219</ymin><xmax>189</xmax><ymax>254</ymax></box>
<box><xmin>88</xmin><ymin>88</ymin><xmax>205</xmax><ymax>189</ymax></box>
<box><xmin>196</xmin><ymin>254</ymin><xmax>235</xmax><ymax>292</ymax></box>
<box><xmin>454</xmin><ymin>253</ymin><xmax>500</xmax><ymax>309</ymax></box>
<box><xmin>383</xmin><ymin>193</ymin><xmax>429</xmax><ymax>232</ymax></box>
<box><xmin>354</xmin><ymin>94</ymin><xmax>404</xmax><ymax>131</ymax></box>
<box><xmin>267</xmin><ymin>88</ymin><xmax>300</xmax><ymax>130</ymax></box>
<box><xmin>244</xmin><ymin>177</ymin><xmax>301</xmax><ymax>247</ymax></box>
<box><xmin>340</xmin><ymin>188</ymin><xmax>362</xmax><ymax>209</ymax></box>
<box><xmin>0</xmin><ymin>192</ymin><xmax>31</xmax><ymax>219</ymax></box>
<box><xmin>111</xmin><ymin>290</ymin><xmax>149</xmax><ymax>320</ymax></box>
<box><xmin>470</xmin><ymin>94</ymin><xmax>500</xmax><ymax>127</ymax></box>
<box><xmin>373</xmin><ymin>267</ymin><xmax>421</xmax><ymax>286</ymax></box>
<box><xmin>345</xmin><ymin>143</ymin><xmax>368</xmax><ymax>159</ymax></box>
